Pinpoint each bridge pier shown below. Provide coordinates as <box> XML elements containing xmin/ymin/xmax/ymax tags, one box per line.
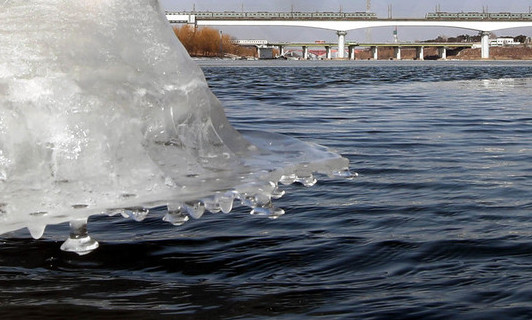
<box><xmin>348</xmin><ymin>45</ymin><xmax>356</xmax><ymax>60</ymax></box>
<box><xmin>371</xmin><ymin>46</ymin><xmax>378</xmax><ymax>60</ymax></box>
<box><xmin>416</xmin><ymin>46</ymin><xmax>424</xmax><ymax>60</ymax></box>
<box><xmin>256</xmin><ymin>46</ymin><xmax>275</xmax><ymax>59</ymax></box>
<box><xmin>481</xmin><ymin>31</ymin><xmax>490</xmax><ymax>59</ymax></box>
<box><xmin>278</xmin><ymin>45</ymin><xmax>285</xmax><ymax>57</ymax></box>
<box><xmin>325</xmin><ymin>46</ymin><xmax>332</xmax><ymax>59</ymax></box>
<box><xmin>394</xmin><ymin>47</ymin><xmax>401</xmax><ymax>60</ymax></box>
<box><xmin>438</xmin><ymin>47</ymin><xmax>447</xmax><ymax>60</ymax></box>
<box><xmin>302</xmin><ymin>46</ymin><xmax>309</xmax><ymax>60</ymax></box>
<box><xmin>337</xmin><ymin>31</ymin><xmax>347</xmax><ymax>59</ymax></box>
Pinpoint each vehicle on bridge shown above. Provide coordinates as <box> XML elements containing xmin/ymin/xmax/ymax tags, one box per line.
<box><xmin>168</xmin><ymin>11</ymin><xmax>377</xmax><ymax>20</ymax></box>
<box><xmin>426</xmin><ymin>11</ymin><xmax>532</xmax><ymax>20</ymax></box>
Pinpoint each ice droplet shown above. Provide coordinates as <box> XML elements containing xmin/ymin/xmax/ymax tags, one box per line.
<box><xmin>60</xmin><ymin>218</ymin><xmax>99</xmax><ymax>256</ymax></box>
<box><xmin>280</xmin><ymin>174</ymin><xmax>297</xmax><ymax>185</ymax></box>
<box><xmin>124</xmin><ymin>208</ymin><xmax>150</xmax><ymax>222</ymax></box>
<box><xmin>271</xmin><ymin>186</ymin><xmax>286</xmax><ymax>199</ymax></box>
<box><xmin>254</xmin><ymin>193</ymin><xmax>272</xmax><ymax>207</ymax></box>
<box><xmin>332</xmin><ymin>169</ymin><xmax>358</xmax><ymax>178</ymax></box>
<box><xmin>295</xmin><ymin>174</ymin><xmax>317</xmax><ymax>187</ymax></box>
<box><xmin>27</xmin><ymin>224</ymin><xmax>46</xmax><ymax>240</ymax></box>
<box><xmin>162</xmin><ymin>208</ymin><xmax>190</xmax><ymax>226</ymax></box>
<box><xmin>269</xmin><ymin>207</ymin><xmax>286</xmax><ymax>219</ymax></box>
<box><xmin>203</xmin><ymin>197</ymin><xmax>221</xmax><ymax>213</ymax></box>
<box><xmin>183</xmin><ymin>202</ymin><xmax>205</xmax><ymax>219</ymax></box>
<box><xmin>250</xmin><ymin>202</ymin><xmax>285</xmax><ymax>219</ymax></box>
<box><xmin>218</xmin><ymin>192</ymin><xmax>236</xmax><ymax>214</ymax></box>
<box><xmin>240</xmin><ymin>194</ymin><xmax>257</xmax><ymax>207</ymax></box>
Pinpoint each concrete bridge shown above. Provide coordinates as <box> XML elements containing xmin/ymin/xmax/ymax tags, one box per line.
<box><xmin>270</xmin><ymin>42</ymin><xmax>474</xmax><ymax>60</ymax></box>
<box><xmin>166</xmin><ymin>11</ymin><xmax>532</xmax><ymax>59</ymax></box>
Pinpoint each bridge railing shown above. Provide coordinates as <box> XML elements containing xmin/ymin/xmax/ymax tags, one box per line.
<box><xmin>166</xmin><ymin>11</ymin><xmax>377</xmax><ymax>20</ymax></box>
<box><xmin>167</xmin><ymin>10</ymin><xmax>532</xmax><ymax>21</ymax></box>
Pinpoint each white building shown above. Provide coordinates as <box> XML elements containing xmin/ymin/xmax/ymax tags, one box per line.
<box><xmin>490</xmin><ymin>37</ymin><xmax>520</xmax><ymax>47</ymax></box>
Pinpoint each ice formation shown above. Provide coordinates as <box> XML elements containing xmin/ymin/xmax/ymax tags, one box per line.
<box><xmin>0</xmin><ymin>0</ymin><xmax>351</xmax><ymax>254</ymax></box>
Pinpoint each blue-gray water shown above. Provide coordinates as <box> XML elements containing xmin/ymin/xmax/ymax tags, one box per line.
<box><xmin>2</xmin><ymin>60</ymin><xmax>532</xmax><ymax>319</ymax></box>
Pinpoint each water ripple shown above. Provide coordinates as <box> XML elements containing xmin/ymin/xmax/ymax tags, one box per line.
<box><xmin>4</xmin><ymin>61</ymin><xmax>532</xmax><ymax>318</ymax></box>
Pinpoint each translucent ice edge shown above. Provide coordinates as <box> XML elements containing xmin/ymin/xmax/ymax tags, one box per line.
<box><xmin>2</xmin><ymin>130</ymin><xmax>355</xmax><ymax>255</ymax></box>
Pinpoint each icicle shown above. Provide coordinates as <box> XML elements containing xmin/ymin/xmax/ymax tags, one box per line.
<box><xmin>60</xmin><ymin>218</ymin><xmax>99</xmax><ymax>255</ymax></box>
<box><xmin>183</xmin><ymin>201</ymin><xmax>205</xmax><ymax>219</ymax></box>
<box><xmin>250</xmin><ymin>202</ymin><xmax>285</xmax><ymax>219</ymax></box>
<box><xmin>162</xmin><ymin>204</ymin><xmax>189</xmax><ymax>226</ymax></box>
<box><xmin>218</xmin><ymin>191</ymin><xmax>237</xmax><ymax>213</ymax></box>
<box><xmin>27</xmin><ymin>224</ymin><xmax>46</xmax><ymax>240</ymax></box>
<box><xmin>203</xmin><ymin>197</ymin><xmax>221</xmax><ymax>213</ymax></box>
<box><xmin>295</xmin><ymin>174</ymin><xmax>317</xmax><ymax>187</ymax></box>
<box><xmin>280</xmin><ymin>174</ymin><xmax>297</xmax><ymax>185</ymax></box>
<box><xmin>271</xmin><ymin>186</ymin><xmax>286</xmax><ymax>199</ymax></box>
<box><xmin>124</xmin><ymin>208</ymin><xmax>150</xmax><ymax>222</ymax></box>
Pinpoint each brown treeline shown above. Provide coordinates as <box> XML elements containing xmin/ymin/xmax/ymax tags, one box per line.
<box><xmin>173</xmin><ymin>25</ymin><xmax>256</xmax><ymax>58</ymax></box>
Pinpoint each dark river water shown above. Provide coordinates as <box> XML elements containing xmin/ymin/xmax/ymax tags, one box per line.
<box><xmin>2</xmin><ymin>60</ymin><xmax>532</xmax><ymax>319</ymax></box>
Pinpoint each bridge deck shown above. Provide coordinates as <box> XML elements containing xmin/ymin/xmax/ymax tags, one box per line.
<box><xmin>270</xmin><ymin>42</ymin><xmax>474</xmax><ymax>48</ymax></box>
<box><xmin>167</xmin><ymin>12</ymin><xmax>532</xmax><ymax>32</ymax></box>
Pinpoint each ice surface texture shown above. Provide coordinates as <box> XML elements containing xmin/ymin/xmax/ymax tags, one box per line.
<box><xmin>0</xmin><ymin>0</ymin><xmax>350</xmax><ymax>251</ymax></box>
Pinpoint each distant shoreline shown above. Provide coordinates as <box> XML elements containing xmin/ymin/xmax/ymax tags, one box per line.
<box><xmin>194</xmin><ymin>59</ymin><xmax>532</xmax><ymax>66</ymax></box>
<box><xmin>191</xmin><ymin>46</ymin><xmax>532</xmax><ymax>61</ymax></box>
<box><xmin>453</xmin><ymin>47</ymin><xmax>532</xmax><ymax>60</ymax></box>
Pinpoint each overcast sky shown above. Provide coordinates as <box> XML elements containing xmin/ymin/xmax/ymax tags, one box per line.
<box><xmin>160</xmin><ymin>0</ymin><xmax>532</xmax><ymax>42</ymax></box>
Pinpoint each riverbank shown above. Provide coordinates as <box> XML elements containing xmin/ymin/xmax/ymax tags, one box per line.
<box><xmin>353</xmin><ymin>46</ymin><xmax>532</xmax><ymax>60</ymax></box>
<box><xmin>191</xmin><ymin>46</ymin><xmax>532</xmax><ymax>61</ymax></box>
<box><xmin>457</xmin><ymin>46</ymin><xmax>532</xmax><ymax>60</ymax></box>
